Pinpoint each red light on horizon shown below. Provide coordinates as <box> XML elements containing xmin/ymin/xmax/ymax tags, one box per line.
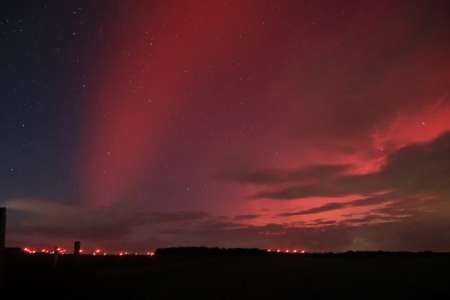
<box><xmin>268</xmin><ymin>248</ymin><xmax>305</xmax><ymax>254</ymax></box>
<box><xmin>23</xmin><ymin>247</ymin><xmax>36</xmax><ymax>254</ymax></box>
<box><xmin>21</xmin><ymin>245</ymin><xmax>300</xmax><ymax>257</ymax></box>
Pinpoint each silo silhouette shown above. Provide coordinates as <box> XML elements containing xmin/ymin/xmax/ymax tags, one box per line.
<box><xmin>0</xmin><ymin>207</ymin><xmax>6</xmax><ymax>250</ymax></box>
<box><xmin>74</xmin><ymin>241</ymin><xmax>81</xmax><ymax>255</ymax></box>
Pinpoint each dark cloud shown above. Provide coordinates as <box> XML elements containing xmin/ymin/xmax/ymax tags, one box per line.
<box><xmin>233</xmin><ymin>214</ymin><xmax>262</xmax><ymax>220</ymax></box>
<box><xmin>279</xmin><ymin>202</ymin><xmax>347</xmax><ymax>217</ymax></box>
<box><xmin>278</xmin><ymin>193</ymin><xmax>394</xmax><ymax>217</ymax></box>
<box><xmin>342</xmin><ymin>214</ymin><xmax>405</xmax><ymax>225</ymax></box>
<box><xmin>309</xmin><ymin>219</ymin><xmax>338</xmax><ymax>226</ymax></box>
<box><xmin>257</xmin><ymin>131</ymin><xmax>450</xmax><ymax>200</ymax></box>
<box><xmin>256</xmin><ymin>184</ymin><xmax>348</xmax><ymax>200</ymax></box>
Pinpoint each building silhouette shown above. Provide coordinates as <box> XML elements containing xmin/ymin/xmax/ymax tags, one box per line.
<box><xmin>0</xmin><ymin>207</ymin><xmax>5</xmax><ymax>250</ymax></box>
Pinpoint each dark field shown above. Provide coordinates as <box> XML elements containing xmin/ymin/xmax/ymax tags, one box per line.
<box><xmin>2</xmin><ymin>251</ymin><xmax>450</xmax><ymax>298</ymax></box>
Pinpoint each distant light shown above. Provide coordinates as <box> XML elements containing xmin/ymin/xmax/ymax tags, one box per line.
<box><xmin>285</xmin><ymin>250</ymin><xmax>290</xmax><ymax>253</ymax></box>
<box><xmin>119</xmin><ymin>252</ymin><xmax>124</xmax><ymax>256</ymax></box>
<box><xmin>146</xmin><ymin>251</ymin><xmax>155</xmax><ymax>256</ymax></box>
<box><xmin>267</xmin><ymin>249</ymin><xmax>272</xmax><ymax>252</ymax></box>
<box><xmin>301</xmin><ymin>250</ymin><xmax>305</xmax><ymax>254</ymax></box>
<box><xmin>276</xmin><ymin>249</ymin><xmax>281</xmax><ymax>253</ymax></box>
<box><xmin>23</xmin><ymin>247</ymin><xmax>36</xmax><ymax>254</ymax></box>
<box><xmin>293</xmin><ymin>249</ymin><xmax>297</xmax><ymax>253</ymax></box>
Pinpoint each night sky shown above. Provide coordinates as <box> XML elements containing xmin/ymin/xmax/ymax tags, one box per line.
<box><xmin>1</xmin><ymin>0</ymin><xmax>450</xmax><ymax>252</ymax></box>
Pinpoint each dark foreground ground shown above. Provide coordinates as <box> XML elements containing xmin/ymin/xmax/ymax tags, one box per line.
<box><xmin>2</xmin><ymin>251</ymin><xmax>450</xmax><ymax>298</ymax></box>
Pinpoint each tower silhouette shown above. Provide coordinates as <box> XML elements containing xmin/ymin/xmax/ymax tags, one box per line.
<box><xmin>0</xmin><ymin>207</ymin><xmax>6</xmax><ymax>250</ymax></box>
